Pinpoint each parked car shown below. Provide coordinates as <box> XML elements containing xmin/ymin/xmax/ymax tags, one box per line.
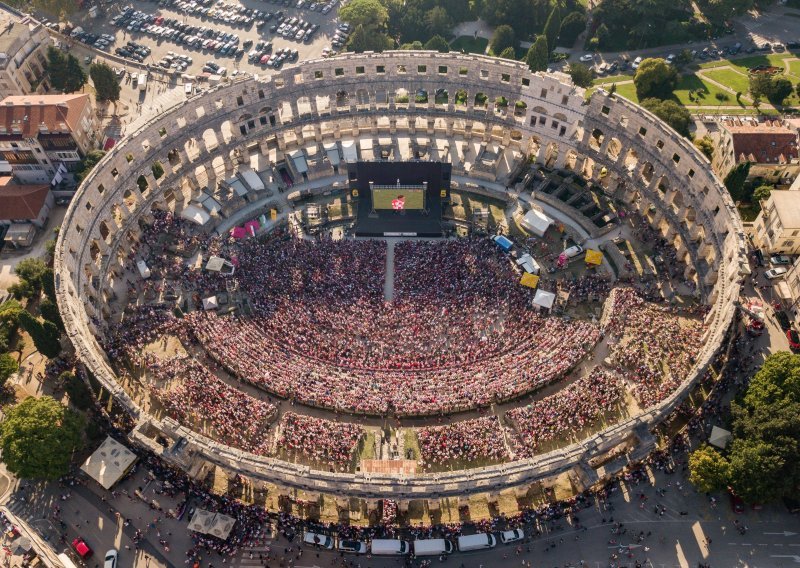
<box><xmin>579</xmin><ymin>54</ymin><xmax>594</xmax><ymax>62</ymax></box>
<box><xmin>72</xmin><ymin>538</ymin><xmax>93</xmax><ymax>559</ymax></box>
<box><xmin>770</xmin><ymin>255</ymin><xmax>792</xmax><ymax>265</ymax></box>
<box><xmin>337</xmin><ymin>540</ymin><xmax>368</xmax><ymax>554</ymax></box>
<box><xmin>104</xmin><ymin>549</ymin><xmax>118</xmax><ymax>568</ymax></box>
<box><xmin>765</xmin><ymin>266</ymin><xmax>788</xmax><ymax>279</ymax></box>
<box><xmin>729</xmin><ymin>490</ymin><xmax>745</xmax><ymax>514</ymax></box>
<box><xmin>499</xmin><ymin>529</ymin><xmax>525</xmax><ymax>544</ymax></box>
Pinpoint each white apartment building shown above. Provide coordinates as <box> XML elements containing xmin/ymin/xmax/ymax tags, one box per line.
<box><xmin>0</xmin><ymin>15</ymin><xmax>52</xmax><ymax>98</ymax></box>
<box><xmin>753</xmin><ymin>190</ymin><xmax>800</xmax><ymax>255</ymax></box>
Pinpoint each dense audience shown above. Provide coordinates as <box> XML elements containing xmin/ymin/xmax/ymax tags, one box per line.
<box><xmin>417</xmin><ymin>416</ymin><xmax>509</xmax><ymax>467</ymax></box>
<box><xmin>508</xmin><ymin>367</ymin><xmax>623</xmax><ymax>457</ymax></box>
<box><xmin>151</xmin><ymin>356</ymin><xmax>277</xmax><ymax>455</ymax></box>
<box><xmin>603</xmin><ymin>288</ymin><xmax>703</xmax><ymax>408</ymax></box>
<box><xmin>277</xmin><ymin>412</ymin><xmax>363</xmax><ymax>470</ymax></box>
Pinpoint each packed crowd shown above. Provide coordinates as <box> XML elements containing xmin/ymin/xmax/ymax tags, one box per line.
<box><xmin>151</xmin><ymin>356</ymin><xmax>277</xmax><ymax>455</ymax></box>
<box><xmin>508</xmin><ymin>367</ymin><xmax>624</xmax><ymax>457</ymax></box>
<box><xmin>277</xmin><ymin>412</ymin><xmax>363</xmax><ymax>470</ymax></box>
<box><xmin>603</xmin><ymin>288</ymin><xmax>703</xmax><ymax>408</ymax></box>
<box><xmin>417</xmin><ymin>416</ymin><xmax>509</xmax><ymax>467</ymax></box>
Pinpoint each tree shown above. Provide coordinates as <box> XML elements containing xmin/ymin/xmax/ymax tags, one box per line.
<box><xmin>568</xmin><ymin>62</ymin><xmax>594</xmax><ymax>87</ymax></box>
<box><xmin>61</xmin><ymin>52</ymin><xmax>87</xmax><ymax>94</ymax></box>
<box><xmin>498</xmin><ymin>46</ymin><xmax>517</xmax><ymax>59</ymax></box>
<box><xmin>750</xmin><ymin>74</ymin><xmax>793</xmax><ymax>104</ymax></box>
<box><xmin>339</xmin><ymin>0</ymin><xmax>389</xmax><ymax>29</ymax></box>
<box><xmin>45</xmin><ymin>47</ymin><xmax>67</xmax><ymax>93</ymax></box>
<box><xmin>0</xmin><ymin>353</ymin><xmax>18</xmax><ymax>388</ymax></box>
<box><xmin>151</xmin><ymin>161</ymin><xmax>165</xmax><ymax>180</ymax></box>
<box><xmin>543</xmin><ymin>5</ymin><xmax>561</xmax><ymax>54</ymax></box>
<box><xmin>89</xmin><ymin>62</ymin><xmax>121</xmax><ymax>103</ymax></box>
<box><xmin>76</xmin><ymin>150</ymin><xmax>106</xmax><ymax>183</ymax></box>
<box><xmin>723</xmin><ymin>161</ymin><xmax>751</xmax><ymax>201</ymax></box>
<box><xmin>688</xmin><ymin>445</ymin><xmax>730</xmax><ymax>494</ymax></box>
<box><xmin>640</xmin><ymin>98</ymin><xmax>691</xmax><ymax>137</ymax></box>
<box><xmin>39</xmin><ymin>299</ymin><xmax>64</xmax><ymax>332</ymax></box>
<box><xmin>633</xmin><ymin>58</ymin><xmax>678</xmax><ymax>100</ymax></box>
<box><xmin>0</xmin><ymin>396</ymin><xmax>84</xmax><ymax>480</ymax></box>
<box><xmin>490</xmin><ymin>25</ymin><xmax>517</xmax><ymax>56</ymax></box>
<box><xmin>17</xmin><ymin>311</ymin><xmax>61</xmax><ymax>359</ymax></box>
<box><xmin>40</xmin><ymin>268</ymin><xmax>56</xmax><ymax>303</ymax></box>
<box><xmin>62</xmin><ymin>372</ymin><xmax>93</xmax><ymax>411</ymax></box>
<box><xmin>557</xmin><ymin>11</ymin><xmax>586</xmax><ymax>47</ymax></box>
<box><xmin>424</xmin><ymin>35</ymin><xmax>451</xmax><ymax>52</ymax></box>
<box><xmin>769</xmin><ymin>77</ymin><xmax>793</xmax><ymax>104</ymax></box>
<box><xmin>694</xmin><ymin>135</ymin><xmax>714</xmax><ymax>160</ymax></box>
<box><xmin>753</xmin><ymin>185</ymin><xmax>772</xmax><ymax>202</ymax></box>
<box><xmin>6</xmin><ymin>0</ymin><xmax>77</xmax><ymax>17</ymax></box>
<box><xmin>424</xmin><ymin>6</ymin><xmax>453</xmax><ymax>39</ymax></box>
<box><xmin>525</xmin><ymin>36</ymin><xmax>549</xmax><ymax>72</ymax></box>
<box><xmin>348</xmin><ymin>24</ymin><xmax>392</xmax><ymax>52</ymax></box>
<box><xmin>15</xmin><ymin>258</ymin><xmax>47</xmax><ymax>289</ymax></box>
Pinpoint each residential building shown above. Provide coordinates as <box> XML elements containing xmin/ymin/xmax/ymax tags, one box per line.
<box><xmin>710</xmin><ymin>118</ymin><xmax>800</xmax><ymax>184</ymax></box>
<box><xmin>0</xmin><ymin>171</ymin><xmax>53</xmax><ymax>248</ymax></box>
<box><xmin>0</xmin><ymin>15</ymin><xmax>52</xmax><ymax>98</ymax></box>
<box><xmin>753</xmin><ymin>190</ymin><xmax>800</xmax><ymax>254</ymax></box>
<box><xmin>0</xmin><ymin>93</ymin><xmax>97</xmax><ymax>187</ymax></box>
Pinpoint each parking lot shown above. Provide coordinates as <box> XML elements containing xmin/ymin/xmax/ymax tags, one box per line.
<box><xmin>69</xmin><ymin>0</ymin><xmax>349</xmax><ymax>78</ymax></box>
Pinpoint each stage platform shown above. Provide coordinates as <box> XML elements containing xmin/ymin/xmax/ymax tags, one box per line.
<box><xmin>351</xmin><ymin>161</ymin><xmax>450</xmax><ymax>237</ymax></box>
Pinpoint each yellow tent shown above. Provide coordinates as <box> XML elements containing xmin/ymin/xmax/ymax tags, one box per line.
<box><xmin>520</xmin><ymin>273</ymin><xmax>540</xmax><ymax>289</ymax></box>
<box><xmin>585</xmin><ymin>249</ymin><xmax>603</xmax><ymax>266</ymax></box>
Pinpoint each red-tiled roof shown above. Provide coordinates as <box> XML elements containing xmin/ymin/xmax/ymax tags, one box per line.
<box><xmin>0</xmin><ymin>93</ymin><xmax>90</xmax><ymax>138</ymax></box>
<box><xmin>725</xmin><ymin>119</ymin><xmax>798</xmax><ymax>164</ymax></box>
<box><xmin>0</xmin><ymin>176</ymin><xmax>49</xmax><ymax>220</ymax></box>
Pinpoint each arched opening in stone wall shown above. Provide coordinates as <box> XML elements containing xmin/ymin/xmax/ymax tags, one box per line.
<box><xmin>623</xmin><ymin>148</ymin><xmax>639</xmax><ymax>173</ymax></box>
<box><xmin>607</xmin><ymin>137</ymin><xmax>622</xmax><ymax>161</ymax></box>
<box><xmin>564</xmin><ymin>149</ymin><xmax>579</xmax><ymax>171</ymax></box>
<box><xmin>641</xmin><ymin>161</ymin><xmax>655</xmax><ymax>185</ymax></box>
<box><xmin>544</xmin><ymin>142</ymin><xmax>559</xmax><ymax>169</ymax></box>
<box><xmin>589</xmin><ymin>128</ymin><xmax>604</xmax><ymax>152</ymax></box>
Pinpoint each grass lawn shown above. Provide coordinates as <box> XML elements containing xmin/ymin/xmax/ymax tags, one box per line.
<box><xmin>786</xmin><ymin>58</ymin><xmax>800</xmax><ymax>80</ymax></box>
<box><xmin>672</xmin><ymin>72</ymin><xmax>735</xmax><ymax>106</ymax></box>
<box><xmin>609</xmin><ymin>82</ymin><xmax>639</xmax><ymax>102</ymax></box>
<box><xmin>593</xmin><ymin>74</ymin><xmax>634</xmax><ymax>86</ymax></box>
<box><xmin>702</xmin><ymin>67</ymin><xmax>751</xmax><ymax>95</ymax></box>
<box><xmin>699</xmin><ymin>53</ymin><xmax>792</xmax><ymax>71</ymax></box>
<box><xmin>449</xmin><ymin>36</ymin><xmax>488</xmax><ymax>54</ymax></box>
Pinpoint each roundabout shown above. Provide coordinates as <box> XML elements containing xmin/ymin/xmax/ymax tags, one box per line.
<box><xmin>55</xmin><ymin>51</ymin><xmax>747</xmax><ymax>509</ymax></box>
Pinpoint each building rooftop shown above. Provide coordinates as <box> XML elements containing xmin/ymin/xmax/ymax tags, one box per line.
<box><xmin>769</xmin><ymin>190</ymin><xmax>800</xmax><ymax>229</ymax></box>
<box><xmin>0</xmin><ymin>175</ymin><xmax>49</xmax><ymax>220</ymax></box>
<box><xmin>0</xmin><ymin>93</ymin><xmax>90</xmax><ymax>138</ymax></box>
<box><xmin>0</xmin><ymin>17</ymin><xmax>41</xmax><ymax>69</ymax></box>
<box><xmin>724</xmin><ymin>119</ymin><xmax>798</xmax><ymax>164</ymax></box>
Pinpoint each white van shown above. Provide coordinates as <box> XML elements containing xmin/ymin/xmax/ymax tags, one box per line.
<box><xmin>413</xmin><ymin>539</ymin><xmax>454</xmax><ymax>556</ymax></box>
<box><xmin>303</xmin><ymin>532</ymin><xmax>334</xmax><ymax>549</ymax></box>
<box><xmin>457</xmin><ymin>533</ymin><xmax>496</xmax><ymax>552</ymax></box>
<box><xmin>563</xmin><ymin>244</ymin><xmax>585</xmax><ymax>259</ymax></box>
<box><xmin>370</xmin><ymin>539</ymin><xmax>409</xmax><ymax>555</ymax></box>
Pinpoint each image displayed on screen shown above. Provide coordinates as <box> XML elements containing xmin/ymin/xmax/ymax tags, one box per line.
<box><xmin>372</xmin><ymin>187</ymin><xmax>426</xmax><ymax>210</ymax></box>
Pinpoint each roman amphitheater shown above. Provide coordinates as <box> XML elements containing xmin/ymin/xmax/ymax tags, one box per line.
<box><xmin>55</xmin><ymin>51</ymin><xmax>748</xmax><ymax>518</ymax></box>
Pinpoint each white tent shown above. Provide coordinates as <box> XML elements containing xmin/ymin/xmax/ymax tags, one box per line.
<box><xmin>239</xmin><ymin>169</ymin><xmax>265</xmax><ymax>192</ymax></box>
<box><xmin>180</xmin><ymin>204</ymin><xmax>211</xmax><ymax>226</ymax></box>
<box><xmin>708</xmin><ymin>425</ymin><xmax>732</xmax><ymax>449</ymax></box>
<box><xmin>136</xmin><ymin>260</ymin><xmax>152</xmax><ymax>279</ymax></box>
<box><xmin>187</xmin><ymin>509</ymin><xmax>236</xmax><ymax>540</ymax></box>
<box><xmin>521</xmin><ymin>208</ymin><xmax>553</xmax><ymax>237</ymax></box>
<box><xmin>341</xmin><ymin>140</ymin><xmax>357</xmax><ymax>162</ymax></box>
<box><xmin>205</xmin><ymin>256</ymin><xmax>235</xmax><ymax>275</ymax></box>
<box><xmin>202</xmin><ymin>296</ymin><xmax>219</xmax><ymax>310</ymax></box>
<box><xmin>533</xmin><ymin>289</ymin><xmax>556</xmax><ymax>309</ymax></box>
<box><xmin>80</xmin><ymin>437</ymin><xmax>137</xmax><ymax>490</ymax></box>
<box><xmin>515</xmin><ymin>253</ymin><xmax>540</xmax><ymax>275</ymax></box>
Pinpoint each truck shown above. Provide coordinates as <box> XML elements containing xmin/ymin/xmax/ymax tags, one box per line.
<box><xmin>138</xmin><ymin>73</ymin><xmax>147</xmax><ymax>91</ymax></box>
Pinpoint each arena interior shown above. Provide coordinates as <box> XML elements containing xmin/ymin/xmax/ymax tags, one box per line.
<box><xmin>55</xmin><ymin>51</ymin><xmax>749</xmax><ymax>523</ymax></box>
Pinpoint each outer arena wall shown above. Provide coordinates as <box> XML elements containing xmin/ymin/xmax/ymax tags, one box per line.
<box><xmin>55</xmin><ymin>51</ymin><xmax>747</xmax><ymax>499</ymax></box>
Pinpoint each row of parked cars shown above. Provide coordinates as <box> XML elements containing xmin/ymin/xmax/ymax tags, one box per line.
<box><xmin>247</xmin><ymin>41</ymin><xmax>299</xmax><ymax>68</ymax></box>
<box><xmin>273</xmin><ymin>16</ymin><xmax>321</xmax><ymax>43</ymax></box>
<box><xmin>280</xmin><ymin>0</ymin><xmax>339</xmax><ymax>15</ymax></box>
<box><xmin>172</xmin><ymin>0</ymin><xmax>267</xmax><ymax>28</ymax></box>
<box><xmin>302</xmin><ymin>529</ymin><xmax>525</xmax><ymax>556</ymax></box>
<box><xmin>114</xmin><ymin>40</ymin><xmax>152</xmax><ymax>63</ymax></box>
<box><xmin>69</xmin><ymin>28</ymin><xmax>116</xmax><ymax>52</ymax></box>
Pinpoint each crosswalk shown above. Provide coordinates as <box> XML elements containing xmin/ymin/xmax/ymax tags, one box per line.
<box><xmin>229</xmin><ymin>545</ymin><xmax>274</xmax><ymax>567</ymax></box>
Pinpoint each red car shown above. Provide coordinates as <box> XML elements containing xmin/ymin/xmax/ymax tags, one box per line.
<box><xmin>729</xmin><ymin>491</ymin><xmax>745</xmax><ymax>514</ymax></box>
<box><xmin>72</xmin><ymin>537</ymin><xmax>93</xmax><ymax>558</ymax></box>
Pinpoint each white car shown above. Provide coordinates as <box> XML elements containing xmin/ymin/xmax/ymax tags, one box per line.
<box><xmin>499</xmin><ymin>529</ymin><xmax>525</xmax><ymax>544</ymax></box>
<box><xmin>563</xmin><ymin>244</ymin><xmax>585</xmax><ymax>259</ymax></box>
<box><xmin>303</xmin><ymin>532</ymin><xmax>334</xmax><ymax>549</ymax></box>
<box><xmin>765</xmin><ymin>266</ymin><xmax>788</xmax><ymax>279</ymax></box>
<box><xmin>337</xmin><ymin>539</ymin><xmax>368</xmax><ymax>553</ymax></box>
<box><xmin>579</xmin><ymin>54</ymin><xmax>594</xmax><ymax>62</ymax></box>
<box><xmin>104</xmin><ymin>549</ymin><xmax>118</xmax><ymax>568</ymax></box>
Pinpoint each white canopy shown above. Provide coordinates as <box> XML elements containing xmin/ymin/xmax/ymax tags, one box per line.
<box><xmin>206</xmin><ymin>255</ymin><xmax>235</xmax><ymax>274</ymax></box>
<box><xmin>521</xmin><ymin>208</ymin><xmax>553</xmax><ymax>237</ymax></box>
<box><xmin>202</xmin><ymin>296</ymin><xmax>219</xmax><ymax>310</ymax></box>
<box><xmin>239</xmin><ymin>169</ymin><xmax>265</xmax><ymax>192</ymax></box>
<box><xmin>180</xmin><ymin>204</ymin><xmax>211</xmax><ymax>226</ymax></box>
<box><xmin>288</xmin><ymin>149</ymin><xmax>308</xmax><ymax>174</ymax></box>
<box><xmin>80</xmin><ymin>437</ymin><xmax>137</xmax><ymax>490</ymax></box>
<box><xmin>533</xmin><ymin>289</ymin><xmax>556</xmax><ymax>309</ymax></box>
<box><xmin>136</xmin><ymin>260</ymin><xmax>151</xmax><ymax>279</ymax></box>
<box><xmin>516</xmin><ymin>253</ymin><xmax>540</xmax><ymax>275</ymax></box>
<box><xmin>187</xmin><ymin>509</ymin><xmax>236</xmax><ymax>540</ymax></box>
<box><xmin>341</xmin><ymin>140</ymin><xmax>357</xmax><ymax>162</ymax></box>
<box><xmin>708</xmin><ymin>426</ymin><xmax>732</xmax><ymax>449</ymax></box>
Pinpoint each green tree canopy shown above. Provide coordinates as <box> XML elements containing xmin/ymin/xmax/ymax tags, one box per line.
<box><xmin>498</xmin><ymin>46</ymin><xmax>517</xmax><ymax>59</ymax></box>
<box><xmin>340</xmin><ymin>0</ymin><xmax>389</xmax><ymax>29</ymax></box>
<box><xmin>41</xmin><ymin>268</ymin><xmax>56</xmax><ymax>303</ymax></box>
<box><xmin>423</xmin><ymin>34</ymin><xmax>451</xmax><ymax>52</ymax></box>
<box><xmin>49</xmin><ymin>50</ymin><xmax>88</xmax><ymax>94</ymax></box>
<box><xmin>694</xmin><ymin>135</ymin><xmax>714</xmax><ymax>161</ymax></box>
<box><xmin>557</xmin><ymin>11</ymin><xmax>587</xmax><ymax>47</ymax></box>
<box><xmin>0</xmin><ymin>396</ymin><xmax>83</xmax><ymax>479</ymax></box>
<box><xmin>543</xmin><ymin>5</ymin><xmax>561</xmax><ymax>54</ymax></box>
<box><xmin>76</xmin><ymin>150</ymin><xmax>106</xmax><ymax>183</ymax></box>
<box><xmin>0</xmin><ymin>353</ymin><xmax>18</xmax><ymax>388</ymax></box>
<box><xmin>525</xmin><ymin>35</ymin><xmax>549</xmax><ymax>72</ymax></box>
<box><xmin>752</xmin><ymin>185</ymin><xmax>772</xmax><ymax>202</ymax></box>
<box><xmin>18</xmin><ymin>311</ymin><xmax>61</xmax><ymax>359</ymax></box>
<box><xmin>7</xmin><ymin>0</ymin><xmax>76</xmax><ymax>17</ymax></box>
<box><xmin>640</xmin><ymin>98</ymin><xmax>691</xmax><ymax>137</ymax></box>
<box><xmin>723</xmin><ymin>161</ymin><xmax>751</xmax><ymax>201</ymax></box>
<box><xmin>62</xmin><ymin>372</ymin><xmax>93</xmax><ymax>411</ymax></box>
<box><xmin>348</xmin><ymin>24</ymin><xmax>392</xmax><ymax>52</ymax></box>
<box><xmin>424</xmin><ymin>6</ymin><xmax>453</xmax><ymax>38</ymax></box>
<box><xmin>699</xmin><ymin>0</ymin><xmax>753</xmax><ymax>24</ymax></box>
<box><xmin>633</xmin><ymin>58</ymin><xmax>678</xmax><ymax>100</ymax></box>
<box><xmin>688</xmin><ymin>444</ymin><xmax>730</xmax><ymax>493</ymax></box>
<box><xmin>15</xmin><ymin>258</ymin><xmax>47</xmax><ymax>288</ymax></box>
<box><xmin>568</xmin><ymin>62</ymin><xmax>594</xmax><ymax>87</ymax></box>
<box><xmin>482</xmin><ymin>0</ymin><xmax>547</xmax><ymax>38</ymax></box>
<box><xmin>490</xmin><ymin>25</ymin><xmax>517</xmax><ymax>56</ymax></box>
<box><xmin>39</xmin><ymin>298</ymin><xmax>64</xmax><ymax>331</ymax></box>
<box><xmin>89</xmin><ymin>62</ymin><xmax>121</xmax><ymax>103</ymax></box>
<box><xmin>750</xmin><ymin>74</ymin><xmax>794</xmax><ymax>104</ymax></box>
